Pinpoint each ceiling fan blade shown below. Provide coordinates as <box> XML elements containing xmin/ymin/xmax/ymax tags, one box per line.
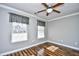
<box><xmin>42</xmin><ymin>3</ymin><xmax>48</xmax><ymax>9</ymax></box>
<box><xmin>53</xmin><ymin>9</ymin><xmax>60</xmax><ymax>13</ymax></box>
<box><xmin>46</xmin><ymin>13</ymin><xmax>49</xmax><ymax>16</ymax></box>
<box><xmin>34</xmin><ymin>9</ymin><xmax>46</xmax><ymax>14</ymax></box>
<box><xmin>53</xmin><ymin>3</ymin><xmax>64</xmax><ymax>8</ymax></box>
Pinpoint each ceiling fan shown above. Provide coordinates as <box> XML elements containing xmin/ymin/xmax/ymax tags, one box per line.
<box><xmin>34</xmin><ymin>3</ymin><xmax>64</xmax><ymax>16</ymax></box>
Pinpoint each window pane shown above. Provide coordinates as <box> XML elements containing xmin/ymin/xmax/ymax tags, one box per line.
<box><xmin>38</xmin><ymin>26</ymin><xmax>44</xmax><ymax>39</ymax></box>
<box><xmin>11</xmin><ymin>22</ymin><xmax>28</xmax><ymax>43</ymax></box>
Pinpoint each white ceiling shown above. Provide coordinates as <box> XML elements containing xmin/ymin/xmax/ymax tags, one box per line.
<box><xmin>1</xmin><ymin>3</ymin><xmax>79</xmax><ymax>20</ymax></box>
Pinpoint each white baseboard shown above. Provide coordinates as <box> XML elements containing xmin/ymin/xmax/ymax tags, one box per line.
<box><xmin>48</xmin><ymin>40</ymin><xmax>79</xmax><ymax>51</ymax></box>
<box><xmin>0</xmin><ymin>41</ymin><xmax>47</xmax><ymax>56</ymax></box>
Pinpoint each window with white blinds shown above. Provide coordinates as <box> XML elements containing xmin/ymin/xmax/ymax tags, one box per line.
<box><xmin>37</xmin><ymin>20</ymin><xmax>45</xmax><ymax>39</ymax></box>
<box><xmin>9</xmin><ymin>13</ymin><xmax>29</xmax><ymax>43</ymax></box>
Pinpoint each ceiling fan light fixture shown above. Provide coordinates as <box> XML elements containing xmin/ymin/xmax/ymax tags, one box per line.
<box><xmin>47</xmin><ymin>8</ymin><xmax>53</xmax><ymax>13</ymax></box>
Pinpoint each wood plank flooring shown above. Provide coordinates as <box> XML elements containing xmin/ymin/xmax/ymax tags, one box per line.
<box><xmin>5</xmin><ymin>42</ymin><xmax>79</xmax><ymax>56</ymax></box>
<box><xmin>6</xmin><ymin>47</ymin><xmax>37</xmax><ymax>56</ymax></box>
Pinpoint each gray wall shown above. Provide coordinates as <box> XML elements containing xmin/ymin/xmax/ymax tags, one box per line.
<box><xmin>48</xmin><ymin>14</ymin><xmax>79</xmax><ymax>48</ymax></box>
<box><xmin>0</xmin><ymin>8</ymin><xmax>47</xmax><ymax>54</ymax></box>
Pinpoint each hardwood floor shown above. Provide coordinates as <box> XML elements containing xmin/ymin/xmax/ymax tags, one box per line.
<box><xmin>5</xmin><ymin>42</ymin><xmax>79</xmax><ymax>56</ymax></box>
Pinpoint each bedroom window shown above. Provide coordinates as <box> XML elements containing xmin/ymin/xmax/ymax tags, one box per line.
<box><xmin>37</xmin><ymin>20</ymin><xmax>45</xmax><ymax>39</ymax></box>
<box><xmin>9</xmin><ymin>13</ymin><xmax>29</xmax><ymax>43</ymax></box>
